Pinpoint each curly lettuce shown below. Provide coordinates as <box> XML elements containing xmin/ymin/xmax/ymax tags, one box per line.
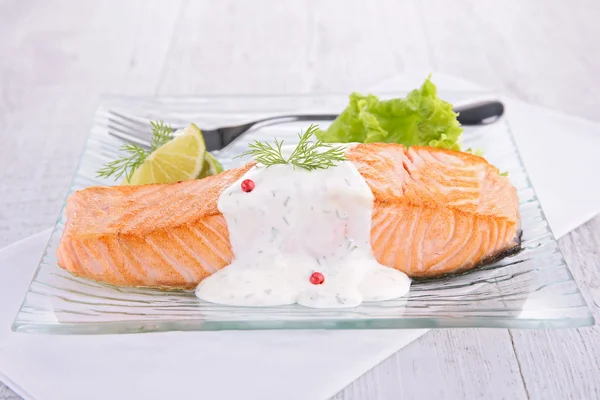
<box><xmin>317</xmin><ymin>77</ymin><xmax>463</xmax><ymax>150</ymax></box>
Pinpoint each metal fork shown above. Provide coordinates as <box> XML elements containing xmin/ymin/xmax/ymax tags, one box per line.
<box><xmin>106</xmin><ymin>100</ymin><xmax>504</xmax><ymax>151</ymax></box>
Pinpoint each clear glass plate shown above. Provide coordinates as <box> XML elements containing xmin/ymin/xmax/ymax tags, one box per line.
<box><xmin>11</xmin><ymin>92</ymin><xmax>594</xmax><ymax>334</ymax></box>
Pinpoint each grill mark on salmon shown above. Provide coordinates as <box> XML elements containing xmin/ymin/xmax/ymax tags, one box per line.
<box><xmin>57</xmin><ymin>144</ymin><xmax>520</xmax><ymax>288</ymax></box>
<box><xmin>145</xmin><ymin>235</ymin><xmax>198</xmax><ymax>284</ymax></box>
<box><xmin>116</xmin><ymin>236</ymin><xmax>151</xmax><ymax>282</ymax></box>
<box><xmin>169</xmin><ymin>229</ymin><xmax>217</xmax><ymax>274</ymax></box>
<box><xmin>120</xmin><ymin>237</ymin><xmax>162</xmax><ymax>284</ymax></box>
<box><xmin>187</xmin><ymin>224</ymin><xmax>229</xmax><ymax>267</ymax></box>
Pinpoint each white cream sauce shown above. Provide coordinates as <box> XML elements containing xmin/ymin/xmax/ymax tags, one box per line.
<box><xmin>195</xmin><ymin>161</ymin><xmax>411</xmax><ymax>308</ymax></box>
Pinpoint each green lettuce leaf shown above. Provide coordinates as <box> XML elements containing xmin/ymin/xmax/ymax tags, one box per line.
<box><xmin>316</xmin><ymin>77</ymin><xmax>463</xmax><ymax>150</ymax></box>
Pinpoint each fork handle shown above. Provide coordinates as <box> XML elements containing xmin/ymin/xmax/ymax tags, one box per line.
<box><xmin>454</xmin><ymin>100</ymin><xmax>504</xmax><ymax>125</ymax></box>
<box><xmin>224</xmin><ymin>114</ymin><xmax>337</xmax><ymax>136</ymax></box>
<box><xmin>257</xmin><ymin>114</ymin><xmax>339</xmax><ymax>124</ymax></box>
<box><xmin>218</xmin><ymin>114</ymin><xmax>339</xmax><ymax>148</ymax></box>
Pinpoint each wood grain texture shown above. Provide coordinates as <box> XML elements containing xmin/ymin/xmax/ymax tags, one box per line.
<box><xmin>332</xmin><ymin>329</ymin><xmax>529</xmax><ymax>400</ymax></box>
<box><xmin>1</xmin><ymin>0</ymin><xmax>599</xmax><ymax>399</ymax></box>
<box><xmin>510</xmin><ymin>217</ymin><xmax>600</xmax><ymax>400</ymax></box>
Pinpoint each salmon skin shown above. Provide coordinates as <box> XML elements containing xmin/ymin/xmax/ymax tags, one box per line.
<box><xmin>57</xmin><ymin>144</ymin><xmax>520</xmax><ymax>289</ymax></box>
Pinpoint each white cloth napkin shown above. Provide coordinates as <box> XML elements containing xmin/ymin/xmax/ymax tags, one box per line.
<box><xmin>2</xmin><ymin>75</ymin><xmax>600</xmax><ymax>400</ymax></box>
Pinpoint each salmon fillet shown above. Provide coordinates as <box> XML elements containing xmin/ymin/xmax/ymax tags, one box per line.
<box><xmin>57</xmin><ymin>143</ymin><xmax>520</xmax><ymax>289</ymax></box>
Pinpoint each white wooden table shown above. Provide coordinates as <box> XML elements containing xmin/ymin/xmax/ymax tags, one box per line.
<box><xmin>1</xmin><ymin>1</ymin><xmax>599</xmax><ymax>398</ymax></box>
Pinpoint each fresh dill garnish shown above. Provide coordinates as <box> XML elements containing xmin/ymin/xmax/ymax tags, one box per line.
<box><xmin>97</xmin><ymin>120</ymin><xmax>173</xmax><ymax>181</ymax></box>
<box><xmin>236</xmin><ymin>124</ymin><xmax>346</xmax><ymax>171</ymax></box>
<box><xmin>149</xmin><ymin>120</ymin><xmax>173</xmax><ymax>151</ymax></box>
<box><xmin>239</xmin><ymin>137</ymin><xmax>288</xmax><ymax>167</ymax></box>
<box><xmin>96</xmin><ymin>143</ymin><xmax>148</xmax><ymax>182</ymax></box>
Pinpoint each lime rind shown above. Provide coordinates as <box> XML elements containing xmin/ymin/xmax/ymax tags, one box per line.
<box><xmin>199</xmin><ymin>152</ymin><xmax>224</xmax><ymax>178</ymax></box>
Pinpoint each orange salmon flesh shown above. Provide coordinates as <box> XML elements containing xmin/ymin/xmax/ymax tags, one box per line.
<box><xmin>57</xmin><ymin>143</ymin><xmax>520</xmax><ymax>289</ymax></box>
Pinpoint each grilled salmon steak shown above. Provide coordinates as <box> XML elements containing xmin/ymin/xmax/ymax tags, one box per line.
<box><xmin>57</xmin><ymin>143</ymin><xmax>520</xmax><ymax>289</ymax></box>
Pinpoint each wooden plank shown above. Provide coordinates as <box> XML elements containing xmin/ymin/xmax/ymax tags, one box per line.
<box><xmin>334</xmin><ymin>329</ymin><xmax>528</xmax><ymax>399</ymax></box>
<box><xmin>509</xmin><ymin>216</ymin><xmax>600</xmax><ymax>400</ymax></box>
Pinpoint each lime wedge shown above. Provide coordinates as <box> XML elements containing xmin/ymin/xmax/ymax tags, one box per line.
<box><xmin>198</xmin><ymin>152</ymin><xmax>224</xmax><ymax>178</ymax></box>
<box><xmin>126</xmin><ymin>123</ymin><xmax>206</xmax><ymax>185</ymax></box>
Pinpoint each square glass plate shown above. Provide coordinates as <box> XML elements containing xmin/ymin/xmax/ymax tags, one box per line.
<box><xmin>12</xmin><ymin>92</ymin><xmax>594</xmax><ymax>334</ymax></box>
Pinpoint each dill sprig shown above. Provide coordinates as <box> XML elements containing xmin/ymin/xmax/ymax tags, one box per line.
<box><xmin>97</xmin><ymin>120</ymin><xmax>173</xmax><ymax>181</ymax></box>
<box><xmin>237</xmin><ymin>124</ymin><xmax>346</xmax><ymax>171</ymax></box>
<box><xmin>149</xmin><ymin>120</ymin><xmax>172</xmax><ymax>151</ymax></box>
<box><xmin>241</xmin><ymin>138</ymin><xmax>288</xmax><ymax>167</ymax></box>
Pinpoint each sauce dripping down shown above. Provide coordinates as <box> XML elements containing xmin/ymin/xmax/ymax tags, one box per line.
<box><xmin>195</xmin><ymin>162</ymin><xmax>411</xmax><ymax>308</ymax></box>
